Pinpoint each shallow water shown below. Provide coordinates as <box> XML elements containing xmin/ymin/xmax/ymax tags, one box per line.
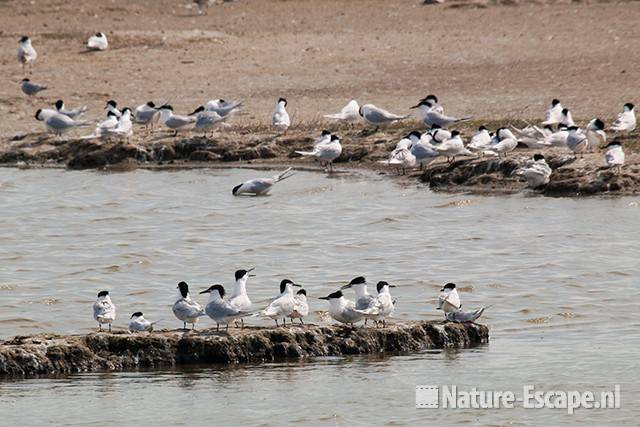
<box><xmin>0</xmin><ymin>167</ymin><xmax>638</xmax><ymax>425</ymax></box>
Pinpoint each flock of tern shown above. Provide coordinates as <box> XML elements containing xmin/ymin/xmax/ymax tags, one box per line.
<box><xmin>92</xmin><ymin>270</ymin><xmax>488</xmax><ymax>333</ymax></box>
<box><xmin>16</xmin><ymin>34</ymin><xmax>634</xmax><ymax>191</ymax></box>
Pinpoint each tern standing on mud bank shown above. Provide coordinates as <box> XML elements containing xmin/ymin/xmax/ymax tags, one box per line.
<box><xmin>17</xmin><ymin>36</ymin><xmax>37</xmax><ymax>72</ymax></box>
<box><xmin>261</xmin><ymin>279</ymin><xmax>301</xmax><ymax>326</ymax></box>
<box><xmin>93</xmin><ymin>291</ymin><xmax>116</xmax><ymax>332</ymax></box>
<box><xmin>172</xmin><ymin>281</ymin><xmax>205</xmax><ymax>330</ymax></box>
<box><xmin>437</xmin><ymin>283</ymin><xmax>461</xmax><ymax>314</ymax></box>
<box><xmin>295</xmin><ymin>134</ymin><xmax>342</xmax><ymax>172</ymax></box>
<box><xmin>319</xmin><ymin>290</ymin><xmax>364</xmax><ymax>326</ymax></box>
<box><xmin>272</xmin><ymin>98</ymin><xmax>290</xmax><ymax>131</ymax></box>
<box><xmin>201</xmin><ymin>284</ymin><xmax>254</xmax><ymax>331</ymax></box>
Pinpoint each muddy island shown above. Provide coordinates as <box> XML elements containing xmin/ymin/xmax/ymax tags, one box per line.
<box><xmin>0</xmin><ymin>320</ymin><xmax>488</xmax><ymax>377</ymax></box>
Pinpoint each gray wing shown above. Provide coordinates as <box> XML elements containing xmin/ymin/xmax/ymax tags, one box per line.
<box><xmin>173</xmin><ymin>299</ymin><xmax>203</xmax><ymax>319</ymax></box>
<box><xmin>48</xmin><ymin>114</ymin><xmax>75</xmax><ymax>130</ymax></box>
<box><xmin>241</xmin><ymin>178</ymin><xmax>274</xmax><ymax>194</ymax></box>
<box><xmin>446</xmin><ymin>307</ymin><xmax>486</xmax><ymax>323</ymax></box>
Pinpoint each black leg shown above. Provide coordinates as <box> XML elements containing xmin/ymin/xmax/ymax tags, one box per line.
<box><xmin>275</xmin><ymin>319</ymin><xmax>279</xmax><ymax>327</ymax></box>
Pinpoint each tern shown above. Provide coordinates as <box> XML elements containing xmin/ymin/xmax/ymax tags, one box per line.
<box><xmin>189</xmin><ymin>105</ymin><xmax>227</xmax><ymax>136</ymax></box>
<box><xmin>20</xmin><ymin>78</ymin><xmax>47</xmax><ymax>96</ymax></box>
<box><xmin>87</xmin><ymin>32</ymin><xmax>108</xmax><ymax>51</ymax></box>
<box><xmin>133</xmin><ymin>102</ymin><xmax>160</xmax><ymax>129</ymax></box>
<box><xmin>128</xmin><ymin>312</ymin><xmax>160</xmax><ymax>332</ymax></box>
<box><xmin>313</xmin><ymin>130</ymin><xmax>332</xmax><ymax>147</ymax></box>
<box><xmin>17</xmin><ymin>36</ymin><xmax>37</xmax><ymax>72</ymax></box>
<box><xmin>490</xmin><ymin>128</ymin><xmax>519</xmax><ymax>157</ymax></box>
<box><xmin>201</xmin><ymin>284</ymin><xmax>254</xmax><ymax>331</ymax></box>
<box><xmin>324</xmin><ymin>99</ymin><xmax>361</xmax><ymax>123</ymax></box>
<box><xmin>272</xmin><ymin>97</ymin><xmax>290</xmax><ymax>131</ymax></box>
<box><xmin>428</xmin><ymin>125</ymin><xmax>452</xmax><ymax>144</ymax></box>
<box><xmin>262</xmin><ymin>279</ymin><xmax>302</xmax><ymax>326</ymax></box>
<box><xmin>585</xmin><ymin>118</ymin><xmax>607</xmax><ymax>149</ymax></box>
<box><xmin>611</xmin><ymin>103</ymin><xmax>636</xmax><ymax>132</ymax></box>
<box><xmin>410</xmin><ymin>131</ymin><xmax>439</xmax><ymax>168</ymax></box>
<box><xmin>437</xmin><ymin>283</ymin><xmax>462</xmax><ymax>314</ymax></box>
<box><xmin>510</xmin><ymin>125</ymin><xmax>552</xmax><ymax>149</ymax></box>
<box><xmin>434</xmin><ymin>131</ymin><xmax>474</xmax><ymax>162</ymax></box>
<box><xmin>105</xmin><ymin>100</ymin><xmax>122</xmax><ymax>118</ymax></box>
<box><xmin>341</xmin><ymin>276</ymin><xmax>378</xmax><ymax>325</ymax></box>
<box><xmin>36</xmin><ymin>111</ymin><xmax>90</xmax><ymax>136</ymax></box>
<box><xmin>373</xmin><ymin>281</ymin><xmax>396</xmax><ymax>328</ymax></box>
<box><xmin>55</xmin><ymin>100</ymin><xmax>88</xmax><ymax>119</ymax></box>
<box><xmin>229</xmin><ymin>268</ymin><xmax>255</xmax><ymax>327</ymax></box>
<box><xmin>103</xmin><ymin>107</ymin><xmax>133</xmax><ymax>140</ymax></box>
<box><xmin>232</xmin><ymin>167</ymin><xmax>294</xmax><ymax>196</ymax></box>
<box><xmin>359</xmin><ymin>104</ymin><xmax>410</xmax><ymax>130</ymax></box>
<box><xmin>205</xmin><ymin>99</ymin><xmax>243</xmax><ymax>118</ymax></box>
<box><xmin>542</xmin><ymin>99</ymin><xmax>563</xmax><ymax>125</ymax></box>
<box><xmin>295</xmin><ymin>135</ymin><xmax>342</xmax><ymax>172</ymax></box>
<box><xmin>290</xmin><ymin>289</ymin><xmax>309</xmax><ymax>324</ymax></box>
<box><xmin>93</xmin><ymin>290</ymin><xmax>116</xmax><ymax>332</ymax></box>
<box><xmin>604</xmin><ymin>141</ymin><xmax>625</xmax><ymax>172</ymax></box>
<box><xmin>467</xmin><ymin>126</ymin><xmax>493</xmax><ymax>151</ymax></box>
<box><xmin>445</xmin><ymin>306</ymin><xmax>488</xmax><ymax>323</ymax></box>
<box><xmin>410</xmin><ymin>98</ymin><xmax>471</xmax><ymax>128</ymax></box>
<box><xmin>512</xmin><ymin>153</ymin><xmax>552</xmax><ymax>189</ymax></box>
<box><xmin>319</xmin><ymin>290</ymin><xmax>364</xmax><ymax>326</ymax></box>
<box><xmin>172</xmin><ymin>281</ymin><xmax>205</xmax><ymax>330</ymax></box>
<box><xmin>559</xmin><ymin>108</ymin><xmax>575</xmax><ymax>127</ymax></box>
<box><xmin>159</xmin><ymin>105</ymin><xmax>196</xmax><ymax>135</ymax></box>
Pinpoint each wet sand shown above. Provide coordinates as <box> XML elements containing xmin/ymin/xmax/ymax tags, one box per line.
<box><xmin>1</xmin><ymin>0</ymin><xmax>639</xmax><ymax>195</ymax></box>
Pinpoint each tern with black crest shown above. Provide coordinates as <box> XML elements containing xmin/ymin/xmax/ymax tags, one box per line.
<box><xmin>128</xmin><ymin>312</ymin><xmax>160</xmax><ymax>332</ymax></box>
<box><xmin>201</xmin><ymin>284</ymin><xmax>254</xmax><ymax>331</ymax></box>
<box><xmin>261</xmin><ymin>279</ymin><xmax>302</xmax><ymax>326</ymax></box>
<box><xmin>173</xmin><ymin>281</ymin><xmax>205</xmax><ymax>330</ymax></box>
<box><xmin>93</xmin><ymin>290</ymin><xmax>116</xmax><ymax>332</ymax></box>
<box><xmin>437</xmin><ymin>283</ymin><xmax>462</xmax><ymax>314</ymax></box>
<box><xmin>232</xmin><ymin>167</ymin><xmax>294</xmax><ymax>196</ymax></box>
<box><xmin>319</xmin><ymin>290</ymin><xmax>364</xmax><ymax>326</ymax></box>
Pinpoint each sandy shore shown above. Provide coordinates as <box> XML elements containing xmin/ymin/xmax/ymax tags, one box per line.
<box><xmin>1</xmin><ymin>0</ymin><xmax>639</xmax><ymax>195</ymax></box>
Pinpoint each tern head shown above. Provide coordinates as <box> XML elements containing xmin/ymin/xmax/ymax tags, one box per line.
<box><xmin>590</xmin><ymin>118</ymin><xmax>605</xmax><ymax>131</ymax></box>
<box><xmin>146</xmin><ymin>101</ymin><xmax>156</xmax><ymax>108</ymax></box>
<box><xmin>561</xmin><ymin>108</ymin><xmax>570</xmax><ymax>116</ymax></box>
<box><xmin>107</xmin><ymin>111</ymin><xmax>117</xmax><ymax>118</ymax></box>
<box><xmin>624</xmin><ymin>102</ymin><xmax>635</xmax><ymax>111</ymax></box>
<box><xmin>567</xmin><ymin>126</ymin><xmax>579</xmax><ymax>132</ymax></box>
<box><xmin>424</xmin><ymin>94</ymin><xmax>439</xmax><ymax>104</ymax></box>
<box><xmin>604</xmin><ymin>141</ymin><xmax>622</xmax><ymax>149</ymax></box>
<box><xmin>341</xmin><ymin>276</ymin><xmax>366</xmax><ymax>290</ymax></box>
<box><xmin>450</xmin><ymin>130</ymin><xmax>460</xmax><ymax>138</ymax></box>
<box><xmin>358</xmin><ymin>106</ymin><xmax>364</xmax><ymax>116</ymax></box>
<box><xmin>277</xmin><ymin>97</ymin><xmax>287</xmax><ymax>106</ymax></box>
<box><xmin>130</xmin><ymin>312</ymin><xmax>143</xmax><ymax>319</ymax></box>
<box><xmin>189</xmin><ymin>105</ymin><xmax>205</xmax><ymax>115</ymax></box>
<box><xmin>55</xmin><ymin>100</ymin><xmax>64</xmax><ymax>110</ymax></box>
<box><xmin>235</xmin><ymin>268</ymin><xmax>255</xmax><ymax>281</ymax></box>
<box><xmin>533</xmin><ymin>153</ymin><xmax>545</xmax><ymax>161</ymax></box>
<box><xmin>35</xmin><ymin>109</ymin><xmax>43</xmax><ymax>121</ymax></box>
<box><xmin>96</xmin><ymin>32</ymin><xmax>104</xmax><ymax>38</ymax></box>
<box><xmin>200</xmin><ymin>284</ymin><xmax>225</xmax><ymax>298</ymax></box>
<box><xmin>551</xmin><ymin>99</ymin><xmax>561</xmax><ymax>107</ymax></box>
<box><xmin>321</xmin><ymin>129</ymin><xmax>331</xmax><ymax>136</ymax></box>
<box><xmin>410</xmin><ymin>100</ymin><xmax>431</xmax><ymax>109</ymax></box>
<box><xmin>105</xmin><ymin>100</ymin><xmax>117</xmax><ymax>109</ymax></box>
<box><xmin>440</xmin><ymin>283</ymin><xmax>456</xmax><ymax>292</ymax></box>
<box><xmin>121</xmin><ymin>107</ymin><xmax>132</xmax><ymax>114</ymax></box>
<box><xmin>159</xmin><ymin>104</ymin><xmax>173</xmax><ymax>111</ymax></box>
<box><xmin>406</xmin><ymin>130</ymin><xmax>422</xmax><ymax>140</ymax></box>
<box><xmin>478</xmin><ymin>125</ymin><xmax>488</xmax><ymax>132</ymax></box>
<box><xmin>21</xmin><ymin>78</ymin><xmax>30</xmax><ymax>83</ymax></box>
<box><xmin>376</xmin><ymin>281</ymin><xmax>396</xmax><ymax>293</ymax></box>
<box><xmin>97</xmin><ymin>290</ymin><xmax>109</xmax><ymax>298</ymax></box>
<box><xmin>543</xmin><ymin>125</ymin><xmax>553</xmax><ymax>132</ymax></box>
<box><xmin>177</xmin><ymin>281</ymin><xmax>190</xmax><ymax>298</ymax></box>
<box><xmin>232</xmin><ymin>184</ymin><xmax>242</xmax><ymax>196</ymax></box>
<box><xmin>558</xmin><ymin>123</ymin><xmax>569</xmax><ymax>131</ymax></box>
<box><xmin>319</xmin><ymin>290</ymin><xmax>343</xmax><ymax>300</ymax></box>
<box><xmin>296</xmin><ymin>289</ymin><xmax>307</xmax><ymax>296</ymax></box>
<box><xmin>330</xmin><ymin>135</ymin><xmax>340</xmax><ymax>142</ymax></box>
<box><xmin>279</xmin><ymin>279</ymin><xmax>301</xmax><ymax>293</ymax></box>
<box><xmin>19</xmin><ymin>36</ymin><xmax>30</xmax><ymax>43</ymax></box>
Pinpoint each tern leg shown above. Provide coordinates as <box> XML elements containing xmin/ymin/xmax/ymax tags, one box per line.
<box><xmin>183</xmin><ymin>321</ymin><xmax>187</xmax><ymax>330</ymax></box>
<box><xmin>192</xmin><ymin>323</ymin><xmax>196</xmax><ymax>330</ymax></box>
<box><xmin>364</xmin><ymin>318</ymin><xmax>368</xmax><ymax>326</ymax></box>
<box><xmin>283</xmin><ymin>318</ymin><xmax>286</xmax><ymax>326</ymax></box>
<box><xmin>300</xmin><ymin>318</ymin><xmax>304</xmax><ymax>325</ymax></box>
<box><xmin>216</xmin><ymin>323</ymin><xmax>220</xmax><ymax>332</ymax></box>
<box><xmin>99</xmin><ymin>323</ymin><xmax>102</xmax><ymax>331</ymax></box>
<box><xmin>108</xmin><ymin>323</ymin><xmax>112</xmax><ymax>332</ymax></box>
<box><xmin>275</xmin><ymin>319</ymin><xmax>279</xmax><ymax>327</ymax></box>
<box><xmin>241</xmin><ymin>318</ymin><xmax>244</xmax><ymax>329</ymax></box>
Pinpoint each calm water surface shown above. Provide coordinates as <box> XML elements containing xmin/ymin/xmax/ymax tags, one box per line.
<box><xmin>0</xmin><ymin>168</ymin><xmax>638</xmax><ymax>426</ymax></box>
